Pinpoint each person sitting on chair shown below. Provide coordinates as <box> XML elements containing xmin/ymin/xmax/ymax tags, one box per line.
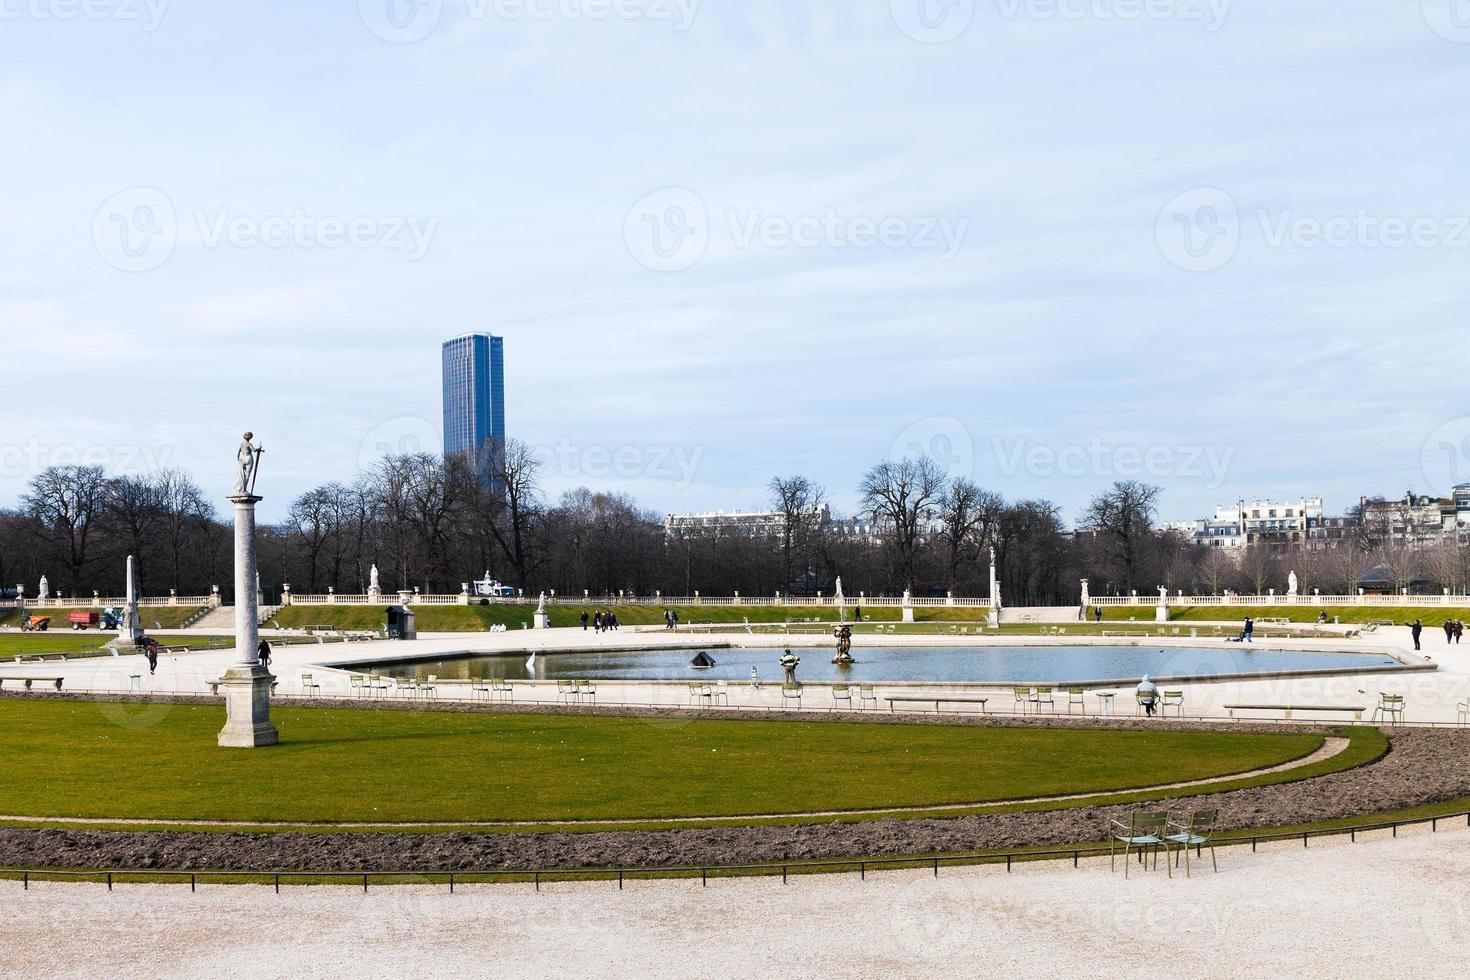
<box><xmin>1136</xmin><ymin>674</ymin><xmax>1160</xmax><ymax>717</ymax></box>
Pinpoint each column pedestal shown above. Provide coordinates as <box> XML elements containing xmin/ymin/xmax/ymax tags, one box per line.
<box><xmin>533</xmin><ymin>610</ymin><xmax>550</xmax><ymax>629</ymax></box>
<box><xmin>218</xmin><ymin>664</ymin><xmax>279</xmax><ymax>747</ymax></box>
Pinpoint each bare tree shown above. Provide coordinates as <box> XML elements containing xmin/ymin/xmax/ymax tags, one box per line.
<box><xmin>286</xmin><ymin>486</ymin><xmax>341</xmax><ymax>593</ymax></box>
<box><xmin>858</xmin><ymin>457</ymin><xmax>947</xmax><ymax>591</ymax></box>
<box><xmin>768</xmin><ymin>475</ymin><xmax>826</xmax><ymax>593</ymax></box>
<box><xmin>1080</xmin><ymin>481</ymin><xmax>1161</xmax><ymax>593</ymax></box>
<box><xmin>486</xmin><ymin>439</ymin><xmax>543</xmax><ymax>592</ymax></box>
<box><xmin>105</xmin><ymin>474</ymin><xmax>166</xmax><ymax>587</ymax></box>
<box><xmin>936</xmin><ymin>478</ymin><xmax>1004</xmax><ymax>591</ymax></box>
<box><xmin>156</xmin><ymin>468</ymin><xmax>213</xmax><ymax>593</ymax></box>
<box><xmin>22</xmin><ymin>466</ymin><xmax>108</xmax><ymax>593</ymax></box>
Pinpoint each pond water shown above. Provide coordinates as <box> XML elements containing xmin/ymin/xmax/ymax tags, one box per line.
<box><xmin>349</xmin><ymin>645</ymin><xmax>1400</xmax><ymax>685</ymax></box>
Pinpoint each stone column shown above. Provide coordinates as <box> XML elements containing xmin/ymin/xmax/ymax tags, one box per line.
<box><xmin>218</xmin><ymin>492</ymin><xmax>278</xmax><ymax>748</ymax></box>
<box><xmin>987</xmin><ymin>549</ymin><xmax>1001</xmax><ymax>627</ymax></box>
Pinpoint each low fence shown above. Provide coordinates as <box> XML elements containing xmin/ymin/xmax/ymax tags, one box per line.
<box><xmin>7</xmin><ymin>809</ymin><xmax>1467</xmax><ymax>892</ymax></box>
<box><xmin>279</xmin><ymin>593</ymin><xmax>994</xmax><ymax>608</ymax></box>
<box><xmin>18</xmin><ymin>596</ymin><xmax>216</xmax><ymax>609</ymax></box>
<box><xmin>1094</xmin><ymin>594</ymin><xmax>1470</xmax><ymax>608</ymax></box>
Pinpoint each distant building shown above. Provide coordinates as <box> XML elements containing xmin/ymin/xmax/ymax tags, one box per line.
<box><xmin>663</xmin><ymin>504</ymin><xmax>941</xmax><ymax>544</ymax></box>
<box><xmin>1172</xmin><ymin>498</ymin><xmax>1325</xmax><ymax>550</ymax></box>
<box><xmin>442</xmin><ymin>333</ymin><xmax>505</xmax><ymax>486</ymax></box>
<box><xmin>1358</xmin><ymin>491</ymin><xmax>1456</xmax><ymax>547</ymax></box>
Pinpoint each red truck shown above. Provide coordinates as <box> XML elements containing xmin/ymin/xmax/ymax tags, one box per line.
<box><xmin>67</xmin><ymin>611</ymin><xmax>101</xmax><ymax>630</ymax></box>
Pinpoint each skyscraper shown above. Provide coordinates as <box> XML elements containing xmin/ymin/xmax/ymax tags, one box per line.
<box><xmin>442</xmin><ymin>333</ymin><xmax>505</xmax><ymax>485</ymax></box>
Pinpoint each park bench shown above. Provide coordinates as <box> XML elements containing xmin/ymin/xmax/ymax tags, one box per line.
<box><xmin>1225</xmin><ymin>703</ymin><xmax>1364</xmax><ymax>721</ymax></box>
<box><xmin>885</xmin><ymin>695</ymin><xmax>989</xmax><ymax>714</ymax></box>
<box><xmin>0</xmin><ymin>676</ymin><xmax>63</xmax><ymax>691</ymax></box>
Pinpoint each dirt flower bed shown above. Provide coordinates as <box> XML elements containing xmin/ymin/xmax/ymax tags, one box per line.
<box><xmin>0</xmin><ymin>729</ymin><xmax>1466</xmax><ymax>873</ymax></box>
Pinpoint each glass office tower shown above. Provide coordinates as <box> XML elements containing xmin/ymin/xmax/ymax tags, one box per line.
<box><xmin>442</xmin><ymin>333</ymin><xmax>505</xmax><ymax>485</ymax></box>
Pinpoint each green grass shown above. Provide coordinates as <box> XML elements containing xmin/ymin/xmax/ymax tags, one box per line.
<box><xmin>0</xmin><ymin>606</ymin><xmax>205</xmax><ymax>630</ymax></box>
<box><xmin>0</xmin><ymin>699</ymin><xmax>1322</xmax><ymax>824</ymax></box>
<box><xmin>0</xmin><ymin>633</ymin><xmax>232</xmax><ymax>660</ymax></box>
<box><xmin>268</xmin><ymin>603</ymin><xmax>990</xmax><ymax>632</ymax></box>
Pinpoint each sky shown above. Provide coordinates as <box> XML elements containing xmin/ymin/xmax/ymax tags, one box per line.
<box><xmin>4</xmin><ymin>1</ymin><xmax>1470</xmax><ymax>526</ymax></box>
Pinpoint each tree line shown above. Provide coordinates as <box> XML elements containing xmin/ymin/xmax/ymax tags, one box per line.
<box><xmin>4</xmin><ymin>448</ymin><xmax>1468</xmax><ymax>603</ymax></box>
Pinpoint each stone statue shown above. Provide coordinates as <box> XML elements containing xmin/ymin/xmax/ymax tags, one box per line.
<box><xmin>234</xmin><ymin>432</ymin><xmax>262</xmax><ymax>496</ymax></box>
<box><xmin>832</xmin><ymin>624</ymin><xmax>853</xmax><ymax>665</ymax></box>
<box><xmin>369</xmin><ymin>564</ymin><xmax>381</xmax><ymax>593</ymax></box>
<box><xmin>902</xmin><ymin>588</ymin><xmax>912</xmax><ymax>605</ymax></box>
<box><xmin>38</xmin><ymin>575</ymin><xmax>48</xmax><ymax>600</ymax></box>
<box><xmin>1159</xmin><ymin>585</ymin><xmax>1169</xmax><ymax>603</ymax></box>
<box><xmin>1288</xmin><ymin>571</ymin><xmax>1299</xmax><ymax>596</ymax></box>
<box><xmin>536</xmin><ymin>591</ymin><xmax>547</xmax><ymax>613</ymax></box>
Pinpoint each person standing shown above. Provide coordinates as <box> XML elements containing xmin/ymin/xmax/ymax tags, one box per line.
<box><xmin>580</xmin><ymin>610</ymin><xmax>589</xmax><ymax>631</ymax></box>
<box><xmin>1411</xmin><ymin>619</ymin><xmax>1423</xmax><ymax>651</ymax></box>
<box><xmin>854</xmin><ymin>605</ymin><xmax>862</xmax><ymax>622</ymax></box>
<box><xmin>257</xmin><ymin>639</ymin><xmax>272</xmax><ymax>670</ymax></box>
<box><xmin>593</xmin><ymin>611</ymin><xmax>603</xmax><ymax>633</ymax></box>
<box><xmin>1094</xmin><ymin>606</ymin><xmax>1103</xmax><ymax>624</ymax></box>
<box><xmin>1243</xmin><ymin>617</ymin><xmax>1254</xmax><ymax>643</ymax></box>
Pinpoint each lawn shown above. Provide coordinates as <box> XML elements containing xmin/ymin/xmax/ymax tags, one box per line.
<box><xmin>268</xmin><ymin>603</ymin><xmax>988</xmax><ymax>632</ymax></box>
<box><xmin>0</xmin><ymin>606</ymin><xmax>205</xmax><ymax>630</ymax></box>
<box><xmin>0</xmin><ymin>633</ymin><xmax>232</xmax><ymax>660</ymax></box>
<box><xmin>0</xmin><ymin>700</ymin><xmax>1323</xmax><ymax>824</ymax></box>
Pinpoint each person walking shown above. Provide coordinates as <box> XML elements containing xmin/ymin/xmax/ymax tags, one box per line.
<box><xmin>1243</xmin><ymin>617</ymin><xmax>1254</xmax><ymax>643</ymax></box>
<box><xmin>1444</xmin><ymin>620</ymin><xmax>1455</xmax><ymax>645</ymax></box>
<box><xmin>854</xmin><ymin>605</ymin><xmax>862</xmax><ymax>622</ymax></box>
<box><xmin>670</xmin><ymin>609</ymin><xmax>679</xmax><ymax>630</ymax></box>
<box><xmin>580</xmin><ymin>610</ymin><xmax>589</xmax><ymax>631</ymax></box>
<box><xmin>593</xmin><ymin>611</ymin><xmax>603</xmax><ymax>633</ymax></box>
<box><xmin>1094</xmin><ymin>606</ymin><xmax>1103</xmax><ymax>623</ymax></box>
<box><xmin>1455</xmin><ymin>620</ymin><xmax>1464</xmax><ymax>644</ymax></box>
<box><xmin>1411</xmin><ymin>619</ymin><xmax>1423</xmax><ymax>651</ymax></box>
<box><xmin>145</xmin><ymin>640</ymin><xmax>159</xmax><ymax>676</ymax></box>
<box><xmin>257</xmin><ymin>639</ymin><xmax>272</xmax><ymax>670</ymax></box>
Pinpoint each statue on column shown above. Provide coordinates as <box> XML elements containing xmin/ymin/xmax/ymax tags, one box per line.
<box><xmin>234</xmin><ymin>432</ymin><xmax>263</xmax><ymax>496</ymax></box>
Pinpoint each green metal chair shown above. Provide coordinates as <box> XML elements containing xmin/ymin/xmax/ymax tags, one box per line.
<box><xmin>688</xmin><ymin>681</ymin><xmax>711</xmax><ymax>707</ymax></box>
<box><xmin>1165</xmin><ymin>809</ymin><xmax>1220</xmax><ymax>877</ymax></box>
<box><xmin>781</xmin><ymin>683</ymin><xmax>803</xmax><ymax>710</ymax></box>
<box><xmin>1371</xmin><ymin>693</ymin><xmax>1405</xmax><ymax>724</ymax></box>
<box><xmin>1110</xmin><ymin>810</ymin><xmax>1171</xmax><ymax>879</ymax></box>
<box><xmin>1013</xmin><ymin>688</ymin><xmax>1036</xmax><ymax>714</ymax></box>
<box><xmin>831</xmin><ymin>684</ymin><xmax>852</xmax><ymax>711</ymax></box>
<box><xmin>1033</xmin><ymin>686</ymin><xmax>1056</xmax><ymax>713</ymax></box>
<box><xmin>1065</xmin><ymin>688</ymin><xmax>1086</xmax><ymax>714</ymax></box>
<box><xmin>858</xmin><ymin>684</ymin><xmax>878</xmax><ymax>710</ymax></box>
<box><xmin>1161</xmin><ymin>690</ymin><xmax>1185</xmax><ymax>717</ymax></box>
<box><xmin>1459</xmin><ymin>699</ymin><xmax>1469</xmax><ymax>727</ymax></box>
<box><xmin>557</xmin><ymin>679</ymin><xmax>576</xmax><ymax>704</ymax></box>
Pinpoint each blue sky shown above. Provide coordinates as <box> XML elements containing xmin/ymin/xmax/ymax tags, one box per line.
<box><xmin>4</xmin><ymin>2</ymin><xmax>1470</xmax><ymax>524</ymax></box>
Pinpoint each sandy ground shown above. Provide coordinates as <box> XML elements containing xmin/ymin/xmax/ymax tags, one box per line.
<box><xmin>3</xmin><ymin>822</ymin><xmax>1466</xmax><ymax>979</ymax></box>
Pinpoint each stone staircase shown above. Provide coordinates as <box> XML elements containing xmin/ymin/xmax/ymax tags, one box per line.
<box><xmin>189</xmin><ymin>605</ymin><xmax>237</xmax><ymax>630</ymax></box>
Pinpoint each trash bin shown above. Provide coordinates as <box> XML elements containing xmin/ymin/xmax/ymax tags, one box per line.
<box><xmin>385</xmin><ymin>605</ymin><xmax>417</xmax><ymax>641</ymax></box>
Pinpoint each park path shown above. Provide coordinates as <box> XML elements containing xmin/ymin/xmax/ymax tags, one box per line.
<box><xmin>1</xmin><ymin>818</ymin><xmax>1464</xmax><ymax>978</ymax></box>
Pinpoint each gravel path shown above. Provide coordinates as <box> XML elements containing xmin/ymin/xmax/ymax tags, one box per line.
<box><xmin>1</xmin><ymin>730</ymin><xmax>1465</xmax><ymax>872</ymax></box>
<box><xmin>2</xmin><ymin>822</ymin><xmax>1466</xmax><ymax>979</ymax></box>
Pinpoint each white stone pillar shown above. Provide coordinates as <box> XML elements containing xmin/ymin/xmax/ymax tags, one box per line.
<box><xmin>987</xmin><ymin>549</ymin><xmax>1001</xmax><ymax>627</ymax></box>
<box><xmin>218</xmin><ymin>491</ymin><xmax>278</xmax><ymax>749</ymax></box>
